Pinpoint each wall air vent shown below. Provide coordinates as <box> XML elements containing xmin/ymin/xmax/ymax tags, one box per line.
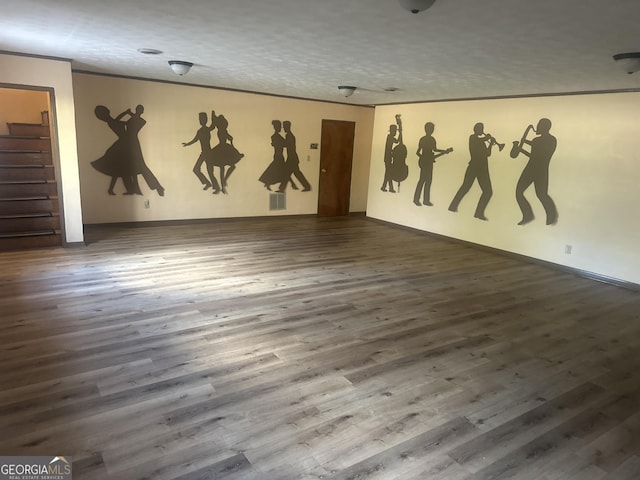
<box><xmin>269</xmin><ymin>192</ymin><xmax>286</xmax><ymax>211</ymax></box>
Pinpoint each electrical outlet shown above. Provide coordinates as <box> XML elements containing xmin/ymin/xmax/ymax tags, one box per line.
<box><xmin>144</xmin><ymin>200</ymin><xmax>150</xmax><ymax>209</ymax></box>
<box><xmin>565</xmin><ymin>244</ymin><xmax>572</xmax><ymax>254</ymax></box>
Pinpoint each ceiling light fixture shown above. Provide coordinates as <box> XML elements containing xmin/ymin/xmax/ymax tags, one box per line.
<box><xmin>168</xmin><ymin>60</ymin><xmax>193</xmax><ymax>76</ymax></box>
<box><xmin>398</xmin><ymin>0</ymin><xmax>436</xmax><ymax>14</ymax></box>
<box><xmin>138</xmin><ymin>48</ymin><xmax>162</xmax><ymax>55</ymax></box>
<box><xmin>613</xmin><ymin>52</ymin><xmax>640</xmax><ymax>74</ymax></box>
<box><xmin>338</xmin><ymin>86</ymin><xmax>356</xmax><ymax>97</ymax></box>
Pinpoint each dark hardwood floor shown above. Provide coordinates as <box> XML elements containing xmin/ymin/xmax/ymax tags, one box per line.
<box><xmin>1</xmin><ymin>215</ymin><xmax>640</xmax><ymax>479</ymax></box>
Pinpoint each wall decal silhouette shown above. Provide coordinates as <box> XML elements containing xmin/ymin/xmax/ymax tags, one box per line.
<box><xmin>381</xmin><ymin>114</ymin><xmax>408</xmax><ymax>193</ymax></box>
<box><xmin>260</xmin><ymin>120</ymin><xmax>287</xmax><ymax>191</ymax></box>
<box><xmin>390</xmin><ymin>115</ymin><xmax>409</xmax><ymax>189</ymax></box>
<box><xmin>259</xmin><ymin>120</ymin><xmax>310</xmax><ymax>192</ymax></box>
<box><xmin>209</xmin><ymin>111</ymin><xmax>244</xmax><ymax>194</ymax></box>
<box><xmin>279</xmin><ymin>121</ymin><xmax>311</xmax><ymax>192</ymax></box>
<box><xmin>448</xmin><ymin>123</ymin><xmax>503</xmax><ymax>220</ymax></box>
<box><xmin>91</xmin><ymin>105</ymin><xmax>165</xmax><ymax>196</ymax></box>
<box><xmin>183</xmin><ymin>110</ymin><xmax>244</xmax><ymax>194</ymax></box>
<box><xmin>413</xmin><ymin>122</ymin><xmax>453</xmax><ymax>206</ymax></box>
<box><xmin>182</xmin><ymin>111</ymin><xmax>217</xmax><ymax>191</ymax></box>
<box><xmin>380</xmin><ymin>119</ymin><xmax>399</xmax><ymax>193</ymax></box>
<box><xmin>511</xmin><ymin>118</ymin><xmax>558</xmax><ymax>225</ymax></box>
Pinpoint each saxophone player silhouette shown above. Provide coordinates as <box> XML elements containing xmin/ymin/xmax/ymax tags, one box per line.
<box><xmin>511</xmin><ymin>118</ymin><xmax>558</xmax><ymax>225</ymax></box>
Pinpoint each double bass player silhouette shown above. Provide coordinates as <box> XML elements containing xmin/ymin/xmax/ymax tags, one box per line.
<box><xmin>381</xmin><ymin>120</ymin><xmax>399</xmax><ymax>192</ymax></box>
<box><xmin>381</xmin><ymin>114</ymin><xmax>408</xmax><ymax>193</ymax></box>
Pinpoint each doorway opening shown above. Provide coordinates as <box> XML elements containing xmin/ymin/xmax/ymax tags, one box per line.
<box><xmin>0</xmin><ymin>86</ymin><xmax>62</xmax><ymax>250</ymax></box>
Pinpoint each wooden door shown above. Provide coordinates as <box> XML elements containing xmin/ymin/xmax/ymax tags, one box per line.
<box><xmin>318</xmin><ymin>120</ymin><xmax>355</xmax><ymax>216</ymax></box>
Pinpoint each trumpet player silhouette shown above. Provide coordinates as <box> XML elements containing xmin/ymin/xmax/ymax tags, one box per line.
<box><xmin>512</xmin><ymin>118</ymin><xmax>558</xmax><ymax>225</ymax></box>
<box><xmin>448</xmin><ymin>122</ymin><xmax>501</xmax><ymax>220</ymax></box>
<box><xmin>413</xmin><ymin>122</ymin><xmax>452</xmax><ymax>206</ymax></box>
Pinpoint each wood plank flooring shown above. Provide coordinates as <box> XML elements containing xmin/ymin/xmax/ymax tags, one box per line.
<box><xmin>1</xmin><ymin>215</ymin><xmax>640</xmax><ymax>479</ymax></box>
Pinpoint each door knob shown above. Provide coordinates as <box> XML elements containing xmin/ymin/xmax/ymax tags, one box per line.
<box><xmin>321</xmin><ymin>168</ymin><xmax>327</xmax><ymax>173</ymax></box>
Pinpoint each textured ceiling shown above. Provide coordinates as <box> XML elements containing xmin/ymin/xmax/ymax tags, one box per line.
<box><xmin>2</xmin><ymin>0</ymin><xmax>640</xmax><ymax>105</ymax></box>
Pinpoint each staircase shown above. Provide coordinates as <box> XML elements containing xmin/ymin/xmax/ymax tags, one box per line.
<box><xmin>0</xmin><ymin>123</ymin><xmax>62</xmax><ymax>250</ymax></box>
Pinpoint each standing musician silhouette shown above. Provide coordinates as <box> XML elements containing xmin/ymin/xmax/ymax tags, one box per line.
<box><xmin>381</xmin><ymin>122</ymin><xmax>399</xmax><ymax>193</ymax></box>
<box><xmin>513</xmin><ymin>118</ymin><xmax>558</xmax><ymax>225</ymax></box>
<box><xmin>448</xmin><ymin>122</ymin><xmax>498</xmax><ymax>220</ymax></box>
<box><xmin>413</xmin><ymin>122</ymin><xmax>452</xmax><ymax>206</ymax></box>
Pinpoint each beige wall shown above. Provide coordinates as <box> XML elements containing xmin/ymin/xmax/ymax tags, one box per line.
<box><xmin>368</xmin><ymin>93</ymin><xmax>640</xmax><ymax>285</ymax></box>
<box><xmin>0</xmin><ymin>88</ymin><xmax>49</xmax><ymax>135</ymax></box>
<box><xmin>0</xmin><ymin>53</ymin><xmax>84</xmax><ymax>243</ymax></box>
<box><xmin>73</xmin><ymin>73</ymin><xmax>373</xmax><ymax>224</ymax></box>
<box><xmin>13</xmin><ymin>53</ymin><xmax>635</xmax><ymax>286</ymax></box>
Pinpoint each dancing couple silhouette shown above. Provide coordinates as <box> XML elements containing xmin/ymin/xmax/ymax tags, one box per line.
<box><xmin>259</xmin><ymin>120</ymin><xmax>311</xmax><ymax>193</ymax></box>
<box><xmin>91</xmin><ymin>104</ymin><xmax>165</xmax><ymax>196</ymax></box>
<box><xmin>183</xmin><ymin>110</ymin><xmax>244</xmax><ymax>194</ymax></box>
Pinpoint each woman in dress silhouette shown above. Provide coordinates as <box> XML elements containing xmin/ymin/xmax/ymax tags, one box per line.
<box><xmin>91</xmin><ymin>105</ymin><xmax>140</xmax><ymax>195</ymax></box>
<box><xmin>259</xmin><ymin>120</ymin><xmax>289</xmax><ymax>191</ymax></box>
<box><xmin>208</xmin><ymin>111</ymin><xmax>244</xmax><ymax>194</ymax></box>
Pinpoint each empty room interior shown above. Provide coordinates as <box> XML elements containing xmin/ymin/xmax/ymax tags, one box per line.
<box><xmin>2</xmin><ymin>1</ymin><xmax>640</xmax><ymax>479</ymax></box>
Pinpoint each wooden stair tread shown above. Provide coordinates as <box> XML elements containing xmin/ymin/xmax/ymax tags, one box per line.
<box><xmin>0</xmin><ymin>152</ymin><xmax>53</xmax><ymax>166</ymax></box>
<box><xmin>0</xmin><ymin>230</ymin><xmax>58</xmax><ymax>238</ymax></box>
<box><xmin>0</xmin><ymin>150</ymin><xmax>48</xmax><ymax>154</ymax></box>
<box><xmin>6</xmin><ymin>122</ymin><xmax>45</xmax><ymax>125</ymax></box>
<box><xmin>0</xmin><ymin>164</ymin><xmax>51</xmax><ymax>168</ymax></box>
<box><xmin>0</xmin><ymin>212</ymin><xmax>57</xmax><ymax>219</ymax></box>
<box><xmin>1</xmin><ymin>163</ymin><xmax>53</xmax><ymax>169</ymax></box>
<box><xmin>0</xmin><ymin>180</ymin><xmax>53</xmax><ymax>185</ymax></box>
<box><xmin>0</xmin><ymin>196</ymin><xmax>53</xmax><ymax>201</ymax></box>
<box><xmin>0</xmin><ymin>134</ymin><xmax>50</xmax><ymax>139</ymax></box>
